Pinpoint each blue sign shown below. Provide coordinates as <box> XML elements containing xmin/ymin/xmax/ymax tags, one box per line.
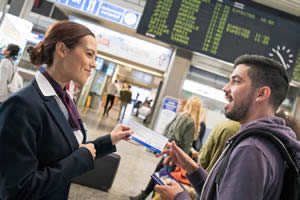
<box><xmin>83</xmin><ymin>0</ymin><xmax>101</xmax><ymax>15</ymax></box>
<box><xmin>51</xmin><ymin>0</ymin><xmax>140</xmax><ymax>29</ymax></box>
<box><xmin>98</xmin><ymin>2</ymin><xmax>124</xmax><ymax>23</ymax></box>
<box><xmin>53</xmin><ymin>0</ymin><xmax>67</xmax><ymax>4</ymax></box>
<box><xmin>67</xmin><ymin>0</ymin><xmax>84</xmax><ymax>9</ymax></box>
<box><xmin>27</xmin><ymin>32</ymin><xmax>44</xmax><ymax>45</ymax></box>
<box><xmin>122</xmin><ymin>10</ymin><xmax>139</xmax><ymax>28</ymax></box>
<box><xmin>162</xmin><ymin>98</ymin><xmax>178</xmax><ymax>112</ymax></box>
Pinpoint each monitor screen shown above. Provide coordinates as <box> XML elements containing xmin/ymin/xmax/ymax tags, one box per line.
<box><xmin>105</xmin><ymin>62</ymin><xmax>115</xmax><ymax>76</ymax></box>
<box><xmin>95</xmin><ymin>57</ymin><xmax>104</xmax><ymax>71</ymax></box>
<box><xmin>137</xmin><ymin>0</ymin><xmax>300</xmax><ymax>80</ymax></box>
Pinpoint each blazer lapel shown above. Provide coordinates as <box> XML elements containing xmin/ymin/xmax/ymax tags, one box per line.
<box><xmin>44</xmin><ymin>98</ymin><xmax>79</xmax><ymax>151</ymax></box>
<box><xmin>78</xmin><ymin>119</ymin><xmax>87</xmax><ymax>143</ymax></box>
<box><xmin>32</xmin><ymin>78</ymin><xmax>78</xmax><ymax>151</ymax></box>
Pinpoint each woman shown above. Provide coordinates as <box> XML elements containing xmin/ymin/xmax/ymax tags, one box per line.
<box><xmin>190</xmin><ymin>108</ymin><xmax>208</xmax><ymax>161</ymax></box>
<box><xmin>0</xmin><ymin>21</ymin><xmax>133</xmax><ymax>200</ymax></box>
<box><xmin>118</xmin><ymin>82</ymin><xmax>132</xmax><ymax>121</ymax></box>
<box><xmin>130</xmin><ymin>97</ymin><xmax>202</xmax><ymax>200</ymax></box>
<box><xmin>163</xmin><ymin>97</ymin><xmax>202</xmax><ymax>154</ymax></box>
<box><xmin>0</xmin><ymin>44</ymin><xmax>21</xmax><ymax>104</ymax></box>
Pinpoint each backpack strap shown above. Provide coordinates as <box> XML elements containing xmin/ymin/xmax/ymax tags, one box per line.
<box><xmin>6</xmin><ymin>58</ymin><xmax>16</xmax><ymax>84</ymax></box>
<box><xmin>215</xmin><ymin>129</ymin><xmax>300</xmax><ymax>188</ymax></box>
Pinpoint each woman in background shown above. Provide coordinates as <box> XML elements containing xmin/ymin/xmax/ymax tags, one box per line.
<box><xmin>190</xmin><ymin>108</ymin><xmax>208</xmax><ymax>161</ymax></box>
<box><xmin>0</xmin><ymin>44</ymin><xmax>21</xmax><ymax>104</ymax></box>
<box><xmin>130</xmin><ymin>97</ymin><xmax>202</xmax><ymax>200</ymax></box>
<box><xmin>0</xmin><ymin>21</ymin><xmax>132</xmax><ymax>200</ymax></box>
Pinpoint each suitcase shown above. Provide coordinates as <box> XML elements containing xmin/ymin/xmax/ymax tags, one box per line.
<box><xmin>72</xmin><ymin>153</ymin><xmax>121</xmax><ymax>191</ymax></box>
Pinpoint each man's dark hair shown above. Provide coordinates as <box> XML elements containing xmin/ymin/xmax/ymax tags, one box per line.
<box><xmin>234</xmin><ymin>55</ymin><xmax>289</xmax><ymax>111</ymax></box>
<box><xmin>7</xmin><ymin>44</ymin><xmax>20</xmax><ymax>58</ymax></box>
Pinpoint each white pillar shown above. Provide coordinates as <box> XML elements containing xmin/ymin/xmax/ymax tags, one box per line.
<box><xmin>8</xmin><ymin>0</ymin><xmax>34</xmax><ymax>18</ymax></box>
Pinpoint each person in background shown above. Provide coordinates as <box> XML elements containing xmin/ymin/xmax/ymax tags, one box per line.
<box><xmin>198</xmin><ymin>120</ymin><xmax>240</xmax><ymax>172</ymax></box>
<box><xmin>176</xmin><ymin>98</ymin><xmax>187</xmax><ymax>113</ymax></box>
<box><xmin>155</xmin><ymin>55</ymin><xmax>298</xmax><ymax>200</ymax></box>
<box><xmin>129</xmin><ymin>97</ymin><xmax>202</xmax><ymax>200</ymax></box>
<box><xmin>190</xmin><ymin>108</ymin><xmax>208</xmax><ymax>161</ymax></box>
<box><xmin>118</xmin><ymin>82</ymin><xmax>132</xmax><ymax>121</ymax></box>
<box><xmin>0</xmin><ymin>44</ymin><xmax>21</xmax><ymax>104</ymax></box>
<box><xmin>0</xmin><ymin>21</ymin><xmax>133</xmax><ymax>200</ymax></box>
<box><xmin>103</xmin><ymin>79</ymin><xmax>120</xmax><ymax>116</ymax></box>
<box><xmin>276</xmin><ymin>109</ymin><xmax>300</xmax><ymax>140</ymax></box>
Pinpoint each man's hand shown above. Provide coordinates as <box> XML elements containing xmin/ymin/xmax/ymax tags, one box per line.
<box><xmin>159</xmin><ymin>142</ymin><xmax>199</xmax><ymax>174</ymax></box>
<box><xmin>154</xmin><ymin>180</ymin><xmax>184</xmax><ymax>200</ymax></box>
<box><xmin>80</xmin><ymin>143</ymin><xmax>96</xmax><ymax>160</ymax></box>
<box><xmin>110</xmin><ymin>124</ymin><xmax>134</xmax><ymax>145</ymax></box>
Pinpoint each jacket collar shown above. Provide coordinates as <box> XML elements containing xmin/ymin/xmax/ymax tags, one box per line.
<box><xmin>35</xmin><ymin>71</ymin><xmax>75</xmax><ymax>99</ymax></box>
<box><xmin>35</xmin><ymin>71</ymin><xmax>57</xmax><ymax>97</ymax></box>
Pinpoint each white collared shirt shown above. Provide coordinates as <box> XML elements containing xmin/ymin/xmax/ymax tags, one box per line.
<box><xmin>35</xmin><ymin>71</ymin><xmax>84</xmax><ymax>144</ymax></box>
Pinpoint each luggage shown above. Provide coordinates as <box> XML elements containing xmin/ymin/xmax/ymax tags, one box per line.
<box><xmin>72</xmin><ymin>153</ymin><xmax>121</xmax><ymax>191</ymax></box>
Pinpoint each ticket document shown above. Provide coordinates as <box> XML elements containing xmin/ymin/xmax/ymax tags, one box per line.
<box><xmin>127</xmin><ymin>121</ymin><xmax>168</xmax><ymax>154</ymax></box>
<box><xmin>151</xmin><ymin>169</ymin><xmax>185</xmax><ymax>190</ymax></box>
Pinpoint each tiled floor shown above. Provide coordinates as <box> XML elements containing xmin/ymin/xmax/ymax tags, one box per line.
<box><xmin>69</xmin><ymin>103</ymin><xmax>158</xmax><ymax>200</ymax></box>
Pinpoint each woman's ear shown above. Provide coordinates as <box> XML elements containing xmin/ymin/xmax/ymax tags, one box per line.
<box><xmin>55</xmin><ymin>42</ymin><xmax>68</xmax><ymax>58</ymax></box>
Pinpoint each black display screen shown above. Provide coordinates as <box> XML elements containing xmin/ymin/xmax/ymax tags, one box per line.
<box><xmin>137</xmin><ymin>0</ymin><xmax>300</xmax><ymax>80</ymax></box>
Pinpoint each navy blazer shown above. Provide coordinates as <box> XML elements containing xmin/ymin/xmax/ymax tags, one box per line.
<box><xmin>0</xmin><ymin>79</ymin><xmax>116</xmax><ymax>200</ymax></box>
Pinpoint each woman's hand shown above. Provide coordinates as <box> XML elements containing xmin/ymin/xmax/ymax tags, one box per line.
<box><xmin>110</xmin><ymin>124</ymin><xmax>134</xmax><ymax>145</ymax></box>
<box><xmin>80</xmin><ymin>143</ymin><xmax>96</xmax><ymax>160</ymax></box>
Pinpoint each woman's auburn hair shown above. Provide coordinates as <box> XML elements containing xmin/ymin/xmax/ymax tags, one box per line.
<box><xmin>27</xmin><ymin>20</ymin><xmax>95</xmax><ymax>66</ymax></box>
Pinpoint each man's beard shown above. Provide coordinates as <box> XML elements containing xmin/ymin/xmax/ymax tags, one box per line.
<box><xmin>225</xmin><ymin>102</ymin><xmax>250</xmax><ymax>122</ymax></box>
<box><xmin>224</xmin><ymin>92</ymin><xmax>254</xmax><ymax>122</ymax></box>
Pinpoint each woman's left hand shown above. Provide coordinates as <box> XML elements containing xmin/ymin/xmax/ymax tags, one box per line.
<box><xmin>110</xmin><ymin>124</ymin><xmax>134</xmax><ymax>145</ymax></box>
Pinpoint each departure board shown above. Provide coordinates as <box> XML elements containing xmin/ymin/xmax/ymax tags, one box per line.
<box><xmin>137</xmin><ymin>0</ymin><xmax>300</xmax><ymax>80</ymax></box>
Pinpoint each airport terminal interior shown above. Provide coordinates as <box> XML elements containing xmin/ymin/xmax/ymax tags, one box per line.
<box><xmin>0</xmin><ymin>0</ymin><xmax>300</xmax><ymax>199</ymax></box>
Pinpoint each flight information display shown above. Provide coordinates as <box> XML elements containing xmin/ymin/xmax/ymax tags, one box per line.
<box><xmin>137</xmin><ymin>0</ymin><xmax>300</xmax><ymax>80</ymax></box>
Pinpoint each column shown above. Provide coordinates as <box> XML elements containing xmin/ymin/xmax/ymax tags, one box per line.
<box><xmin>149</xmin><ymin>48</ymin><xmax>192</xmax><ymax>128</ymax></box>
<box><xmin>8</xmin><ymin>0</ymin><xmax>35</xmax><ymax>18</ymax></box>
<box><xmin>293</xmin><ymin>96</ymin><xmax>300</xmax><ymax>120</ymax></box>
<box><xmin>0</xmin><ymin>0</ymin><xmax>9</xmax><ymax>25</ymax></box>
<box><xmin>0</xmin><ymin>0</ymin><xmax>9</xmax><ymax>13</ymax></box>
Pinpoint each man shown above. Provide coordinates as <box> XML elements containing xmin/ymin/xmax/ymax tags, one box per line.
<box><xmin>103</xmin><ymin>79</ymin><xmax>120</xmax><ymax>116</ymax></box>
<box><xmin>118</xmin><ymin>83</ymin><xmax>132</xmax><ymax>121</ymax></box>
<box><xmin>155</xmin><ymin>55</ymin><xmax>299</xmax><ymax>200</ymax></box>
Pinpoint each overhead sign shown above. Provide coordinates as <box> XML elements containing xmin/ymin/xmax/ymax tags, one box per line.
<box><xmin>83</xmin><ymin>0</ymin><xmax>101</xmax><ymax>15</ymax></box>
<box><xmin>98</xmin><ymin>2</ymin><xmax>124</xmax><ymax>23</ymax></box>
<box><xmin>70</xmin><ymin>17</ymin><xmax>173</xmax><ymax>72</ymax></box>
<box><xmin>26</xmin><ymin>32</ymin><xmax>44</xmax><ymax>45</ymax></box>
<box><xmin>137</xmin><ymin>0</ymin><xmax>300</xmax><ymax>80</ymax></box>
<box><xmin>51</xmin><ymin>0</ymin><xmax>140</xmax><ymax>29</ymax></box>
